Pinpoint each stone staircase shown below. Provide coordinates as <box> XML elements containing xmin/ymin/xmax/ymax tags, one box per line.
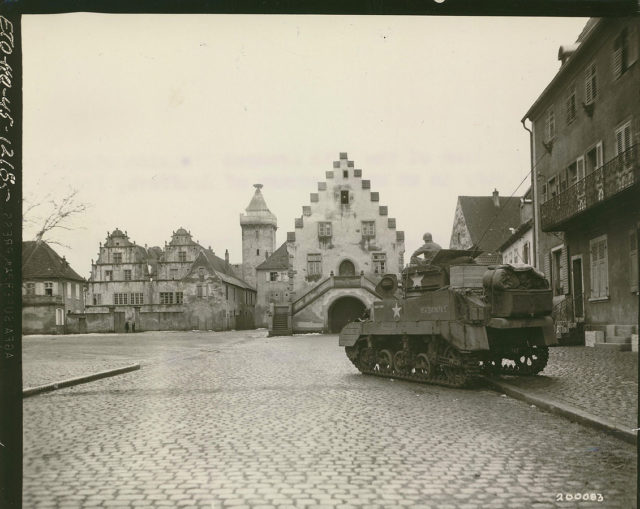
<box><xmin>591</xmin><ymin>325</ymin><xmax>638</xmax><ymax>351</ymax></box>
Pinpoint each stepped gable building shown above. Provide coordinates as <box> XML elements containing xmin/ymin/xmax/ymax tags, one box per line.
<box><xmin>523</xmin><ymin>18</ymin><xmax>639</xmax><ymax>348</ymax></box>
<box><xmin>86</xmin><ymin>228</ymin><xmax>255</xmax><ymax>332</ymax></box>
<box><xmin>448</xmin><ymin>189</ymin><xmax>521</xmax><ymax>264</ymax></box>
<box><xmin>256</xmin><ymin>152</ymin><xmax>406</xmax><ymax>334</ymax></box>
<box><xmin>22</xmin><ymin>240</ymin><xmax>86</xmax><ymax>334</ymax></box>
<box><xmin>240</xmin><ymin>184</ymin><xmax>277</xmax><ymax>289</ymax></box>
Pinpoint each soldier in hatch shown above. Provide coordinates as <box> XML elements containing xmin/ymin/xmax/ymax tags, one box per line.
<box><xmin>410</xmin><ymin>232</ymin><xmax>442</xmax><ymax>265</ymax></box>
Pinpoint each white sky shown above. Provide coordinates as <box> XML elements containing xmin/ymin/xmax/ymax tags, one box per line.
<box><xmin>22</xmin><ymin>14</ymin><xmax>588</xmax><ymax>277</ymax></box>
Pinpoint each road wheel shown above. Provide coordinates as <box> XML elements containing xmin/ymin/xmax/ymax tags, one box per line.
<box><xmin>393</xmin><ymin>350</ymin><xmax>411</xmax><ymax>375</ymax></box>
<box><xmin>414</xmin><ymin>353</ymin><xmax>431</xmax><ymax>380</ymax></box>
<box><xmin>376</xmin><ymin>349</ymin><xmax>394</xmax><ymax>374</ymax></box>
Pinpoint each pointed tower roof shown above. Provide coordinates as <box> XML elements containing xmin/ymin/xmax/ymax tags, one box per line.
<box><xmin>240</xmin><ymin>184</ymin><xmax>277</xmax><ymax>227</ymax></box>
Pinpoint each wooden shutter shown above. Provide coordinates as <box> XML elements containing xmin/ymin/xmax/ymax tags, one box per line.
<box><xmin>613</xmin><ymin>41</ymin><xmax>623</xmax><ymax>79</ymax></box>
<box><xmin>585</xmin><ymin>66</ymin><xmax>593</xmax><ymax>103</ymax></box>
<box><xmin>630</xmin><ymin>230</ymin><xmax>639</xmax><ymax>292</ymax></box>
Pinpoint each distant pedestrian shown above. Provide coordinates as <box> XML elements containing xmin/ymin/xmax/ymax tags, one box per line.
<box><xmin>125</xmin><ymin>321</ymin><xmax>129</xmax><ymax>333</ymax></box>
<box><xmin>132</xmin><ymin>322</ymin><xmax>136</xmax><ymax>333</ymax></box>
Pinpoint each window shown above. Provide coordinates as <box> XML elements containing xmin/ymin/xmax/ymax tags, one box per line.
<box><xmin>551</xmin><ymin>248</ymin><xmax>564</xmax><ymax>296</ymax></box>
<box><xmin>541</xmin><ymin>183</ymin><xmax>548</xmax><ymax>203</ymax></box>
<box><xmin>585</xmin><ymin>142</ymin><xmax>603</xmax><ymax>174</ymax></box>
<box><xmin>114</xmin><ymin>293</ymin><xmax>128</xmax><ymax>305</ymax></box>
<box><xmin>343</xmin><ymin>170</ymin><xmax>348</xmax><ymax>178</ymax></box>
<box><xmin>113</xmin><ymin>252</ymin><xmax>122</xmax><ymax>264</ymax></box>
<box><xmin>159</xmin><ymin>292</ymin><xmax>174</xmax><ymax>304</ymax></box>
<box><xmin>590</xmin><ymin>235</ymin><xmax>608</xmax><ymax>299</ymax></box>
<box><xmin>44</xmin><ymin>282</ymin><xmax>53</xmax><ymax>296</ymax></box>
<box><xmin>55</xmin><ymin>308</ymin><xmax>64</xmax><ymax>326</ymax></box>
<box><xmin>340</xmin><ymin>190</ymin><xmax>349</xmax><ymax>204</ymax></box>
<box><xmin>225</xmin><ymin>285</ymin><xmax>229</xmax><ymax>300</ymax></box>
<box><xmin>567</xmin><ymin>161</ymin><xmax>578</xmax><ymax>186</ymax></box>
<box><xmin>544</xmin><ymin>107</ymin><xmax>555</xmax><ymax>141</ymax></box>
<box><xmin>566</xmin><ymin>85</ymin><xmax>576</xmax><ymax>124</ymax></box>
<box><xmin>585</xmin><ymin>62</ymin><xmax>598</xmax><ymax>104</ymax></box>
<box><xmin>523</xmin><ymin>243</ymin><xmax>530</xmax><ymax>265</ymax></box>
<box><xmin>25</xmin><ymin>282</ymin><xmax>35</xmax><ymax>295</ymax></box>
<box><xmin>105</xmin><ymin>270</ymin><xmax>113</xmax><ymax>281</ymax></box>
<box><xmin>318</xmin><ymin>222</ymin><xmax>332</xmax><ymax>237</ymax></box>
<box><xmin>170</xmin><ymin>268</ymin><xmax>179</xmax><ymax>279</ymax></box>
<box><xmin>198</xmin><ymin>267</ymin><xmax>205</xmax><ymax>281</ymax></box>
<box><xmin>197</xmin><ymin>285</ymin><xmax>205</xmax><ymax>298</ymax></box>
<box><xmin>307</xmin><ymin>254</ymin><xmax>322</xmax><ymax>276</ymax></box>
<box><xmin>373</xmin><ymin>253</ymin><xmax>387</xmax><ymax>274</ymax></box>
<box><xmin>256</xmin><ymin>249</ymin><xmax>260</xmax><ymax>256</ymax></box>
<box><xmin>124</xmin><ymin>269</ymin><xmax>132</xmax><ymax>281</ymax></box>
<box><xmin>362</xmin><ymin>221</ymin><xmax>376</xmax><ymax>238</ymax></box>
<box><xmin>178</xmin><ymin>251</ymin><xmax>187</xmax><ymax>262</ymax></box>
<box><xmin>615</xmin><ymin>121</ymin><xmax>632</xmax><ymax>156</ymax></box>
<box><xmin>93</xmin><ymin>294</ymin><xmax>101</xmax><ymax>305</ymax></box>
<box><xmin>270</xmin><ymin>271</ymin><xmax>278</xmax><ymax>282</ymax></box>
<box><xmin>131</xmin><ymin>293</ymin><xmax>144</xmax><ymax>305</ymax></box>
<box><xmin>176</xmin><ymin>291</ymin><xmax>184</xmax><ymax>304</ymax></box>
<box><xmin>547</xmin><ymin>177</ymin><xmax>557</xmax><ymax>198</ymax></box>
<box><xmin>66</xmin><ymin>283</ymin><xmax>71</xmax><ymax>298</ymax></box>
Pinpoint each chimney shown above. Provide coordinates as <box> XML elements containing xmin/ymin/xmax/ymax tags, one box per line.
<box><xmin>492</xmin><ymin>189</ymin><xmax>500</xmax><ymax>208</ymax></box>
<box><xmin>225</xmin><ymin>249</ymin><xmax>229</xmax><ymax>264</ymax></box>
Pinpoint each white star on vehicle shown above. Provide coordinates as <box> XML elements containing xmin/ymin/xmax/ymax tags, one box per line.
<box><xmin>392</xmin><ymin>303</ymin><xmax>402</xmax><ymax>319</ymax></box>
<box><xmin>411</xmin><ymin>274</ymin><xmax>422</xmax><ymax>287</ymax></box>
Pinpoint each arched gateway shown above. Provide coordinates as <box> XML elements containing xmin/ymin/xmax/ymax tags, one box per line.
<box><xmin>328</xmin><ymin>296</ymin><xmax>366</xmax><ymax>333</ymax></box>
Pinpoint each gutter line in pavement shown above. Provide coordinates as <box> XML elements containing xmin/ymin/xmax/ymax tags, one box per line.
<box><xmin>23</xmin><ymin>364</ymin><xmax>141</xmax><ymax>398</ymax></box>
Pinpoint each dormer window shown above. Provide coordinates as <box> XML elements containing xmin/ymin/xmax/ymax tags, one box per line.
<box><xmin>340</xmin><ymin>190</ymin><xmax>349</xmax><ymax>204</ymax></box>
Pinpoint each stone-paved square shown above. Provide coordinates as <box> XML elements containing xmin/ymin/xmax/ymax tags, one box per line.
<box><xmin>23</xmin><ymin>331</ymin><xmax>637</xmax><ymax>508</ymax></box>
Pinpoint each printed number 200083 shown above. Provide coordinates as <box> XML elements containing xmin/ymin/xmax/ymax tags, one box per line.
<box><xmin>556</xmin><ymin>493</ymin><xmax>604</xmax><ymax>502</ymax></box>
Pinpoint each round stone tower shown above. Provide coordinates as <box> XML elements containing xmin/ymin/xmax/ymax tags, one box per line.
<box><xmin>240</xmin><ymin>184</ymin><xmax>277</xmax><ymax>288</ymax></box>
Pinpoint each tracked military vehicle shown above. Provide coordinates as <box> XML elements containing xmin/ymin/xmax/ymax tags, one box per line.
<box><xmin>339</xmin><ymin>240</ymin><xmax>556</xmax><ymax>388</ymax></box>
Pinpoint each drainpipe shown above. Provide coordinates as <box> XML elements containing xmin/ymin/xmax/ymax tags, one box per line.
<box><xmin>521</xmin><ymin>117</ymin><xmax>538</xmax><ymax>269</ymax></box>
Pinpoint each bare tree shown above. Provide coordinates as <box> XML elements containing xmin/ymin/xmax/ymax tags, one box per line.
<box><xmin>23</xmin><ymin>188</ymin><xmax>89</xmax><ymax>248</ymax></box>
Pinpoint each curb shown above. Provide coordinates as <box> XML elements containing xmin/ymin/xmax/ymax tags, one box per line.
<box><xmin>23</xmin><ymin>363</ymin><xmax>141</xmax><ymax>398</ymax></box>
<box><xmin>483</xmin><ymin>377</ymin><xmax>637</xmax><ymax>445</ymax></box>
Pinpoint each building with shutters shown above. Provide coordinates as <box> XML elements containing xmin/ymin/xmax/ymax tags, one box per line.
<box><xmin>256</xmin><ymin>152</ymin><xmax>405</xmax><ymax>334</ymax></box>
<box><xmin>498</xmin><ymin>188</ymin><xmax>534</xmax><ymax>266</ymax></box>
<box><xmin>448</xmin><ymin>189</ymin><xmax>522</xmax><ymax>264</ymax></box>
<box><xmin>86</xmin><ymin>228</ymin><xmax>255</xmax><ymax>332</ymax></box>
<box><xmin>22</xmin><ymin>241</ymin><xmax>86</xmax><ymax>334</ymax></box>
<box><xmin>522</xmin><ymin>18</ymin><xmax>639</xmax><ymax>348</ymax></box>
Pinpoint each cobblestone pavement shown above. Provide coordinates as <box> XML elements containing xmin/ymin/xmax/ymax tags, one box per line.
<box><xmin>491</xmin><ymin>346</ymin><xmax>638</xmax><ymax>430</ymax></box>
<box><xmin>23</xmin><ymin>332</ymin><xmax>637</xmax><ymax>508</ymax></box>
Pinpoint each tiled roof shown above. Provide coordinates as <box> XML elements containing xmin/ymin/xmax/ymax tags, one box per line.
<box><xmin>458</xmin><ymin>196</ymin><xmax>521</xmax><ymax>252</ymax></box>
<box><xmin>256</xmin><ymin>242</ymin><xmax>289</xmax><ymax>271</ymax></box>
<box><xmin>23</xmin><ymin>241</ymin><xmax>85</xmax><ymax>281</ymax></box>
<box><xmin>200</xmin><ymin>249</ymin><xmax>255</xmax><ymax>290</ymax></box>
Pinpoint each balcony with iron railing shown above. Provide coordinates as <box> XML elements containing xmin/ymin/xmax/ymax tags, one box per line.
<box><xmin>540</xmin><ymin>145</ymin><xmax>639</xmax><ymax>231</ymax></box>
